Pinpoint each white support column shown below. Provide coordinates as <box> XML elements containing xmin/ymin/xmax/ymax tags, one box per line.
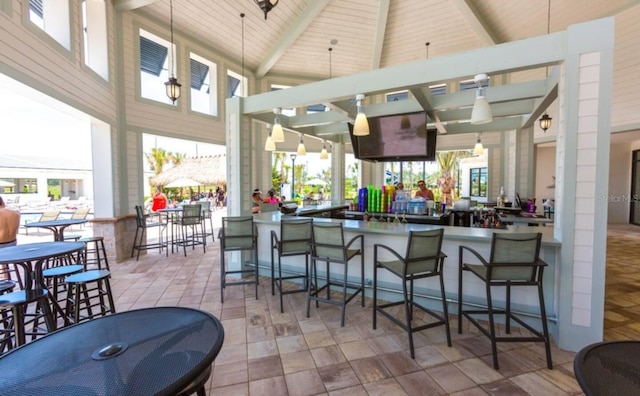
<box><xmin>555</xmin><ymin>17</ymin><xmax>614</xmax><ymax>351</ymax></box>
<box><xmin>90</xmin><ymin>120</ymin><xmax>114</xmax><ymax>218</ymax></box>
<box><xmin>226</xmin><ymin>97</ymin><xmax>243</xmax><ymax>216</ymax></box>
<box><xmin>330</xmin><ymin>141</ymin><xmax>345</xmax><ymax>206</ymax></box>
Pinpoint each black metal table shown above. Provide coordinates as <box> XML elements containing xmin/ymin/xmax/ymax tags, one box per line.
<box><xmin>0</xmin><ymin>242</ymin><xmax>87</xmax><ymax>333</ymax></box>
<box><xmin>573</xmin><ymin>340</ymin><xmax>640</xmax><ymax>396</ymax></box>
<box><xmin>24</xmin><ymin>219</ymin><xmax>88</xmax><ymax>241</ymax></box>
<box><xmin>0</xmin><ymin>307</ymin><xmax>225</xmax><ymax>396</ymax></box>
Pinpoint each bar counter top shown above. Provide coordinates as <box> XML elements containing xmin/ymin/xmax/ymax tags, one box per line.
<box><xmin>253</xmin><ymin>210</ymin><xmax>560</xmax><ymax>246</ymax></box>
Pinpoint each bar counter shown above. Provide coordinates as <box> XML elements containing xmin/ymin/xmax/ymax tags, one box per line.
<box><xmin>252</xmin><ymin>208</ymin><xmax>562</xmax><ymax>341</ymax></box>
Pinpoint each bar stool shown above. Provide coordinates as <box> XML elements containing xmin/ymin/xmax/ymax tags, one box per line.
<box><xmin>0</xmin><ymin>262</ymin><xmax>55</xmax><ymax>352</ymax></box>
<box><xmin>219</xmin><ymin>216</ymin><xmax>258</xmax><ymax>303</ymax></box>
<box><xmin>373</xmin><ymin>229</ymin><xmax>451</xmax><ymax>359</ymax></box>
<box><xmin>0</xmin><ymin>263</ymin><xmax>21</xmax><ymax>289</ymax></box>
<box><xmin>175</xmin><ymin>204</ymin><xmax>206</xmax><ymax>257</ymax></box>
<box><xmin>0</xmin><ymin>277</ymin><xmax>17</xmax><ymax>353</ymax></box>
<box><xmin>307</xmin><ymin>222</ymin><xmax>364</xmax><ymax>327</ymax></box>
<box><xmin>270</xmin><ymin>218</ymin><xmax>313</xmax><ymax>313</ymax></box>
<box><xmin>198</xmin><ymin>200</ymin><xmax>215</xmax><ymax>243</ymax></box>
<box><xmin>79</xmin><ymin>236</ymin><xmax>110</xmax><ymax>270</ymax></box>
<box><xmin>64</xmin><ymin>270</ymin><xmax>116</xmax><ymax>324</ymax></box>
<box><xmin>42</xmin><ymin>262</ymin><xmax>84</xmax><ymax>326</ymax></box>
<box><xmin>457</xmin><ymin>232</ymin><xmax>552</xmax><ymax>370</ymax></box>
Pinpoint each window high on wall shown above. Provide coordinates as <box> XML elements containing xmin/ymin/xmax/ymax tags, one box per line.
<box><xmin>139</xmin><ymin>29</ymin><xmax>175</xmax><ymax>105</ymax></box>
<box><xmin>190</xmin><ymin>53</ymin><xmax>217</xmax><ymax>116</ymax></box>
<box><xmin>227</xmin><ymin>70</ymin><xmax>246</xmax><ymax>98</ymax></box>
<box><xmin>82</xmin><ymin>0</ymin><xmax>108</xmax><ymax>80</ymax></box>
<box><xmin>28</xmin><ymin>0</ymin><xmax>70</xmax><ymax>50</ymax></box>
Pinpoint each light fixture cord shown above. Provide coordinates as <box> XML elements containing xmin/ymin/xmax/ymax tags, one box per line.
<box><xmin>241</xmin><ymin>13</ymin><xmax>245</xmax><ymax>81</ymax></box>
<box><xmin>169</xmin><ymin>0</ymin><xmax>175</xmax><ymax>78</ymax></box>
<box><xmin>545</xmin><ymin>0</ymin><xmax>551</xmax><ymax>78</ymax></box>
<box><xmin>328</xmin><ymin>47</ymin><xmax>332</xmax><ymax>79</ymax></box>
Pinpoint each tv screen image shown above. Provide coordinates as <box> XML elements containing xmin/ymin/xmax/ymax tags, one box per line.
<box><xmin>349</xmin><ymin>112</ymin><xmax>437</xmax><ymax>162</ymax></box>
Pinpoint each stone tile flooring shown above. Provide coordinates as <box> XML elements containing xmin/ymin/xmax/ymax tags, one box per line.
<box><xmin>109</xmin><ymin>238</ymin><xmax>581</xmax><ymax>395</ymax></box>
<box><xmin>603</xmin><ymin>224</ymin><xmax>640</xmax><ymax>341</ymax></box>
<box><xmin>18</xmin><ymin>216</ymin><xmax>639</xmax><ymax>394</ymax></box>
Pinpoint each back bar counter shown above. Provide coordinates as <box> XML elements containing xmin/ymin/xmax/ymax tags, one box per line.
<box><xmin>252</xmin><ymin>205</ymin><xmax>561</xmax><ymax>340</ymax></box>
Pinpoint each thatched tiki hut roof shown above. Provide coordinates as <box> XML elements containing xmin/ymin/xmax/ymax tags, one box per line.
<box><xmin>149</xmin><ymin>155</ymin><xmax>226</xmax><ymax>187</ymax></box>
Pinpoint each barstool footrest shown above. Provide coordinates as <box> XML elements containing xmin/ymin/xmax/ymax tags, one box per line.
<box><xmin>462</xmin><ymin>309</ymin><xmax>548</xmax><ymax>341</ymax></box>
<box><xmin>376</xmin><ymin>300</ymin><xmax>448</xmax><ymax>333</ymax></box>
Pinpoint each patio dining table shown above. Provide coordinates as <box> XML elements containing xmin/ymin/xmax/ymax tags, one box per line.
<box><xmin>0</xmin><ymin>307</ymin><xmax>225</xmax><ymax>396</ymax></box>
<box><xmin>24</xmin><ymin>219</ymin><xmax>88</xmax><ymax>241</ymax></box>
<box><xmin>0</xmin><ymin>241</ymin><xmax>86</xmax><ymax>341</ymax></box>
<box><xmin>574</xmin><ymin>340</ymin><xmax>640</xmax><ymax>395</ymax></box>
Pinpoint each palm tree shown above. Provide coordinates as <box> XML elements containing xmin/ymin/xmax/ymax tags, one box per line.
<box><xmin>436</xmin><ymin>152</ymin><xmax>459</xmax><ymax>207</ymax></box>
<box><xmin>436</xmin><ymin>151</ymin><xmax>472</xmax><ymax>206</ymax></box>
<box><xmin>145</xmin><ymin>147</ymin><xmax>171</xmax><ymax>175</ymax></box>
<box><xmin>170</xmin><ymin>152</ymin><xmax>186</xmax><ymax>165</ymax></box>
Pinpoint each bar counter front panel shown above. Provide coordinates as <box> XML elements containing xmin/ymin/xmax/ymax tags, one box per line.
<box><xmin>251</xmin><ymin>209</ymin><xmax>561</xmax><ymax>341</ymax></box>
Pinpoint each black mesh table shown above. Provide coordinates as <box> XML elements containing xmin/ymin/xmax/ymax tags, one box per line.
<box><xmin>0</xmin><ymin>307</ymin><xmax>225</xmax><ymax>396</ymax></box>
<box><xmin>0</xmin><ymin>241</ymin><xmax>87</xmax><ymax>333</ymax></box>
<box><xmin>573</xmin><ymin>340</ymin><xmax>640</xmax><ymax>396</ymax></box>
<box><xmin>25</xmin><ymin>219</ymin><xmax>88</xmax><ymax>241</ymax></box>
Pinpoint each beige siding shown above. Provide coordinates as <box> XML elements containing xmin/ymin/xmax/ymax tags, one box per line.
<box><xmin>0</xmin><ymin>1</ymin><xmax>116</xmax><ymax>123</ymax></box>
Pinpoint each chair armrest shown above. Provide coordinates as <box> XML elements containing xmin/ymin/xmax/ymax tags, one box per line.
<box><xmin>536</xmin><ymin>258</ymin><xmax>549</xmax><ymax>267</ymax></box>
<box><xmin>458</xmin><ymin>245</ymin><xmax>489</xmax><ymax>266</ymax></box>
<box><xmin>271</xmin><ymin>230</ymin><xmax>280</xmax><ymax>248</ymax></box>
<box><xmin>374</xmin><ymin>243</ymin><xmax>404</xmax><ymax>262</ymax></box>
<box><xmin>345</xmin><ymin>234</ymin><xmax>364</xmax><ymax>250</ymax></box>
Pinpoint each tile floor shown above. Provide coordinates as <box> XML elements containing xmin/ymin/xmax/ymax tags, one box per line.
<box><xmin>16</xmin><ymin>217</ymin><xmax>639</xmax><ymax>395</ymax></box>
<box><xmin>109</xmin><ymin>237</ymin><xmax>581</xmax><ymax>395</ymax></box>
<box><xmin>603</xmin><ymin>224</ymin><xmax>640</xmax><ymax>341</ymax></box>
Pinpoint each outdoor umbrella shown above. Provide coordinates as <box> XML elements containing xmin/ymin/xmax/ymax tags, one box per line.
<box><xmin>165</xmin><ymin>177</ymin><xmax>201</xmax><ymax>188</ymax></box>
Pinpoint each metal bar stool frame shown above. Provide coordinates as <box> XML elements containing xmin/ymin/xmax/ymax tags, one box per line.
<box><xmin>307</xmin><ymin>222</ymin><xmax>364</xmax><ymax>327</ymax></box>
<box><xmin>270</xmin><ymin>218</ymin><xmax>313</xmax><ymax>313</ymax></box>
<box><xmin>373</xmin><ymin>229</ymin><xmax>451</xmax><ymax>359</ymax></box>
<box><xmin>219</xmin><ymin>216</ymin><xmax>259</xmax><ymax>303</ymax></box>
<box><xmin>457</xmin><ymin>232</ymin><xmax>552</xmax><ymax>370</ymax></box>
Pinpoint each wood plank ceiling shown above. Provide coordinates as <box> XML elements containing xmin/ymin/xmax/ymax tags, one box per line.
<box><xmin>122</xmin><ymin>0</ymin><xmax>640</xmax><ymax>138</ymax></box>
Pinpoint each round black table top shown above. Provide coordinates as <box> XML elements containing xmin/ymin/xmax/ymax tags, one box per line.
<box><xmin>24</xmin><ymin>219</ymin><xmax>88</xmax><ymax>228</ymax></box>
<box><xmin>573</xmin><ymin>340</ymin><xmax>640</xmax><ymax>396</ymax></box>
<box><xmin>0</xmin><ymin>241</ymin><xmax>86</xmax><ymax>264</ymax></box>
<box><xmin>0</xmin><ymin>307</ymin><xmax>225</xmax><ymax>396</ymax></box>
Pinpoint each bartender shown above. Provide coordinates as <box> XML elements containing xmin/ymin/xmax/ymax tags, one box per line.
<box><xmin>414</xmin><ymin>180</ymin><xmax>434</xmax><ymax>201</ymax></box>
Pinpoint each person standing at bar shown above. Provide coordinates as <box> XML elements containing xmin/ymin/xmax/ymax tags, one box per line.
<box><xmin>414</xmin><ymin>180</ymin><xmax>434</xmax><ymax>201</ymax></box>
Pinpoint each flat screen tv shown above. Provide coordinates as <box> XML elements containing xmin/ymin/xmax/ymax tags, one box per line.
<box><xmin>348</xmin><ymin>112</ymin><xmax>437</xmax><ymax>162</ymax></box>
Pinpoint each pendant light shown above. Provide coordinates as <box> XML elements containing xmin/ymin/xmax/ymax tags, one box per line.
<box><xmin>264</xmin><ymin>130</ymin><xmax>276</xmax><ymax>151</ymax></box>
<box><xmin>353</xmin><ymin>94</ymin><xmax>370</xmax><ymax>136</ymax></box>
<box><xmin>296</xmin><ymin>134</ymin><xmax>306</xmax><ymax>156</ymax></box>
<box><xmin>254</xmin><ymin>0</ymin><xmax>278</xmax><ymax>20</ymax></box>
<box><xmin>271</xmin><ymin>107</ymin><xmax>285</xmax><ymax>142</ymax></box>
<box><xmin>164</xmin><ymin>0</ymin><xmax>181</xmax><ymax>103</ymax></box>
<box><xmin>473</xmin><ymin>133</ymin><xmax>484</xmax><ymax>156</ymax></box>
<box><xmin>320</xmin><ymin>141</ymin><xmax>329</xmax><ymax>160</ymax></box>
<box><xmin>539</xmin><ymin>0</ymin><xmax>553</xmax><ymax>132</ymax></box>
<box><xmin>470</xmin><ymin>74</ymin><xmax>492</xmax><ymax>125</ymax></box>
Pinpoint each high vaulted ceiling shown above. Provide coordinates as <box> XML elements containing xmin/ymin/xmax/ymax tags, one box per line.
<box><xmin>118</xmin><ymin>0</ymin><xmax>640</xmax><ymax>141</ymax></box>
